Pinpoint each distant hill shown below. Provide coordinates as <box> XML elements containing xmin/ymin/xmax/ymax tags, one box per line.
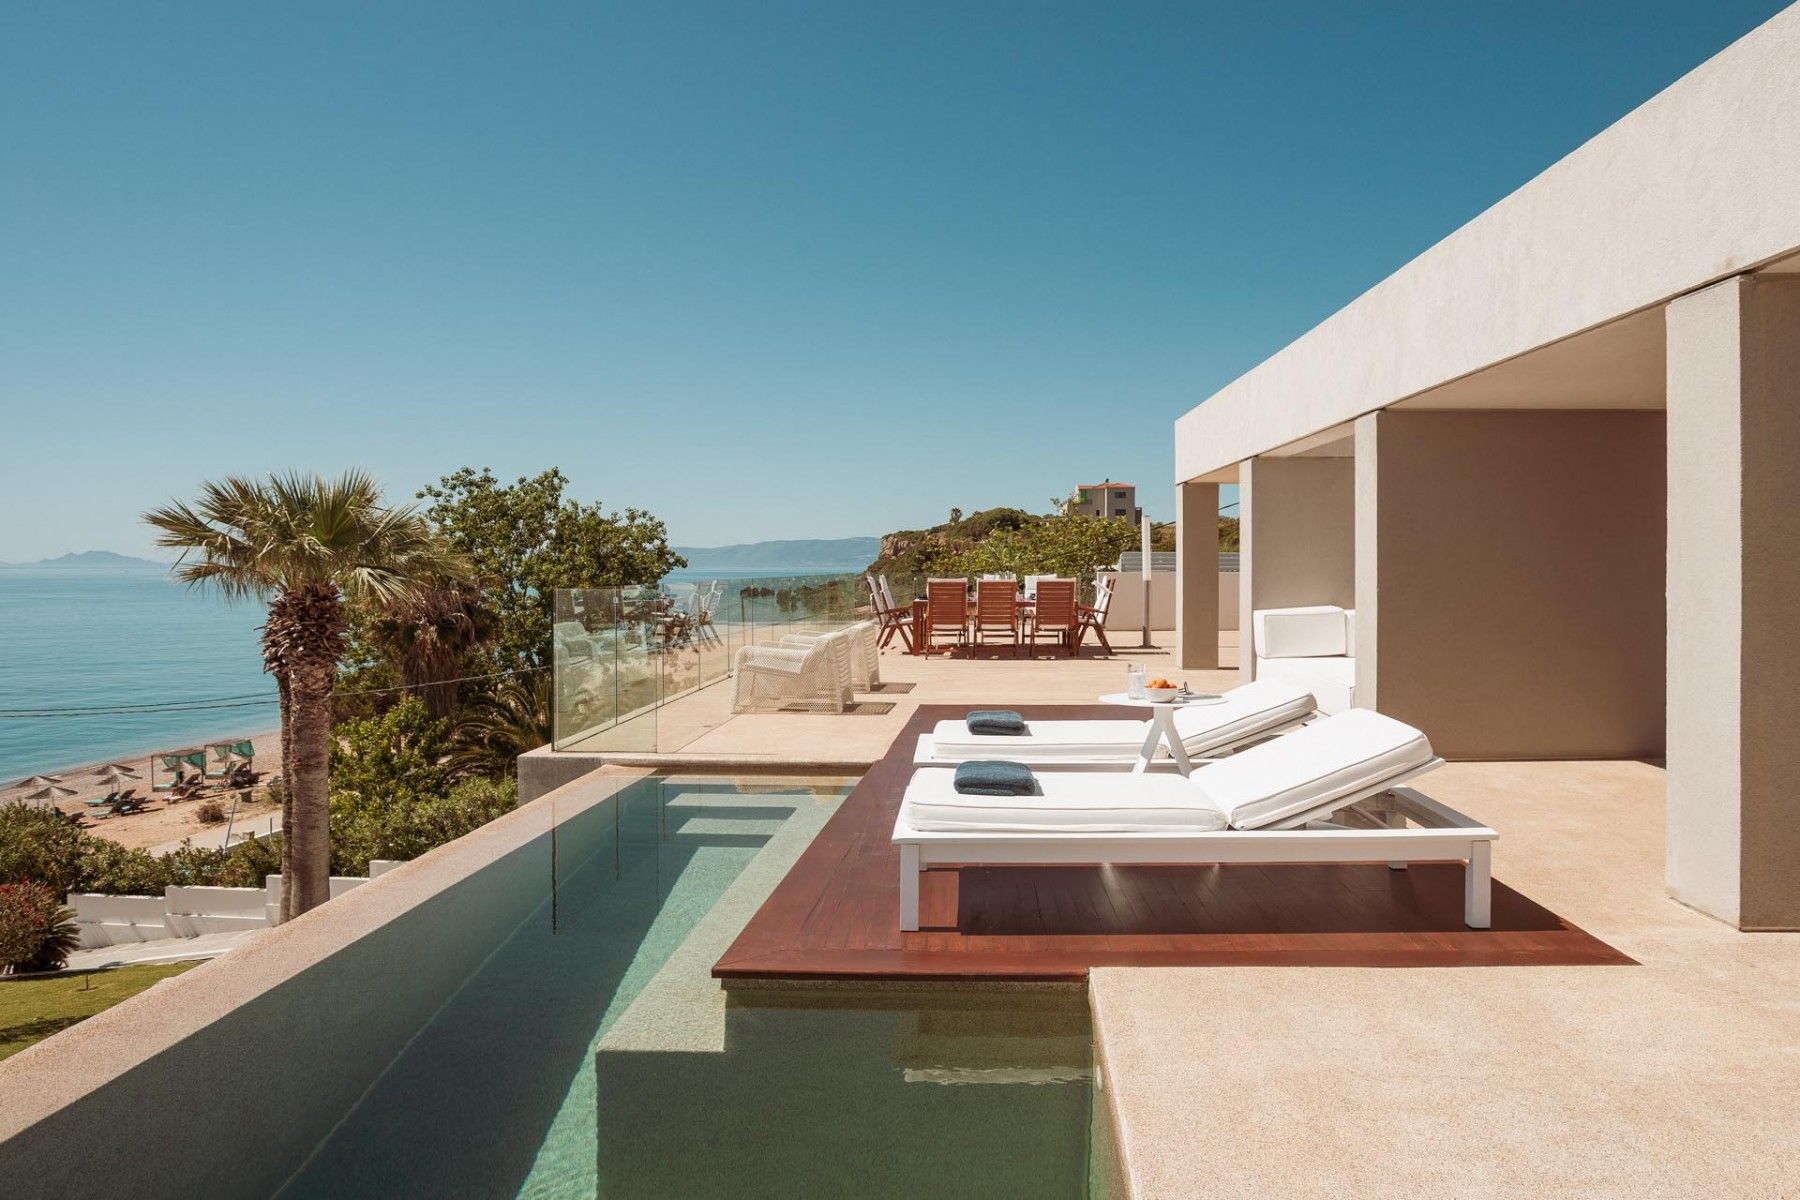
<box><xmin>672</xmin><ymin>537</ymin><xmax>881</xmax><ymax>574</ymax></box>
<box><xmin>0</xmin><ymin>550</ymin><xmax>169</xmax><ymax>572</ymax></box>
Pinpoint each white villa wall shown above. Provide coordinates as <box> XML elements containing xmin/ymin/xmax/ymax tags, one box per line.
<box><xmin>1096</xmin><ymin>569</ymin><xmax>1236</xmax><ymax>632</ymax></box>
<box><xmin>69</xmin><ymin>862</ymin><xmax>405</xmax><ymax>949</ymax></box>
<box><xmin>1175</xmin><ymin>5</ymin><xmax>1800</xmax><ymax>479</ymax></box>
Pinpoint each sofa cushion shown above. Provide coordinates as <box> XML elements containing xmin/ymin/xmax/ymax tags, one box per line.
<box><xmin>1253</xmin><ymin>606</ymin><xmax>1349</xmax><ymax>658</ymax></box>
<box><xmin>1187</xmin><ymin>708</ymin><xmax>1434</xmax><ymax>830</ymax></box>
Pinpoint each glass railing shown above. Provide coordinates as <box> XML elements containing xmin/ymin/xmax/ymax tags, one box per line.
<box><xmin>552</xmin><ymin>574</ymin><xmax>866</xmax><ymax>755</ymax></box>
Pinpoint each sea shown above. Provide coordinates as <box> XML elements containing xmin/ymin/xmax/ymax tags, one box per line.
<box><xmin>0</xmin><ymin>565</ymin><xmax>852</xmax><ymax>783</ymax></box>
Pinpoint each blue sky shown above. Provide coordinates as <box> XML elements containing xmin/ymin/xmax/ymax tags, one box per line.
<box><xmin>0</xmin><ymin>1</ymin><xmax>1787</xmax><ymax>560</ymax></box>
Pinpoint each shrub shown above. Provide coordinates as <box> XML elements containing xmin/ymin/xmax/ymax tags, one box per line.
<box><xmin>0</xmin><ymin>804</ymin><xmax>86</xmax><ymax>897</ymax></box>
<box><xmin>0</xmin><ymin>801</ymin><xmax>281</xmax><ymax>898</ymax></box>
<box><xmin>331</xmin><ymin>775</ymin><xmax>517</xmax><ymax>876</ymax></box>
<box><xmin>330</xmin><ymin>698</ymin><xmax>449</xmax><ymax>807</ymax></box>
<box><xmin>194</xmin><ymin>799</ymin><xmax>227</xmax><ymax>825</ymax></box>
<box><xmin>0</xmin><ymin>880</ymin><xmax>80</xmax><ymax>973</ymax></box>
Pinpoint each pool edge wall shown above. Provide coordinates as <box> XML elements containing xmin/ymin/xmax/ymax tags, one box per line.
<box><xmin>0</xmin><ymin>766</ymin><xmax>646</xmax><ymax>1200</ymax></box>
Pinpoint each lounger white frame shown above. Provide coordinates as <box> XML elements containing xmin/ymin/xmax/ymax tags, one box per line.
<box><xmin>892</xmin><ymin>760</ymin><xmax>1497</xmax><ymax>930</ymax></box>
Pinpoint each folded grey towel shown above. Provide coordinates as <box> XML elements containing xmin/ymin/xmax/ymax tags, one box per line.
<box><xmin>954</xmin><ymin>760</ymin><xmax>1038</xmax><ymax>796</ymax></box>
<box><xmin>965</xmin><ymin>709</ymin><xmax>1026</xmax><ymax>735</ymax></box>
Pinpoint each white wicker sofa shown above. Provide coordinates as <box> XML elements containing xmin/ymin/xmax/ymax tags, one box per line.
<box><xmin>732</xmin><ymin>628</ymin><xmax>853</xmax><ymax>713</ymax></box>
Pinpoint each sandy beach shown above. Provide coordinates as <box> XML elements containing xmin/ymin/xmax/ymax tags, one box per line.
<box><xmin>5</xmin><ymin>729</ymin><xmax>284</xmax><ymax>852</ymax></box>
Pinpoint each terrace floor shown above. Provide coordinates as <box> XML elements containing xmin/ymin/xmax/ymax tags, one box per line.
<box><xmin>712</xmin><ymin>704</ymin><xmax>1627</xmax><ymax>983</ymax></box>
<box><xmin>1091</xmin><ymin>759</ymin><xmax>1800</xmax><ymax>1198</ymax></box>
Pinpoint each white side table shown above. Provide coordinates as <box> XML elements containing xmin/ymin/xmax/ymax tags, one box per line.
<box><xmin>1096</xmin><ymin>692</ymin><xmax>1225</xmax><ymax>775</ymax></box>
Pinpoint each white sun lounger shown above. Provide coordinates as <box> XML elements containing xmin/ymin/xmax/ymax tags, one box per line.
<box><xmin>893</xmin><ymin>709</ymin><xmax>1496</xmax><ymax>930</ymax></box>
<box><xmin>914</xmin><ymin>677</ymin><xmax>1318</xmax><ymax>770</ymax></box>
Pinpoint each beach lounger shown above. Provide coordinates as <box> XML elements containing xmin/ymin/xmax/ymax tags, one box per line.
<box><xmin>915</xmin><ymin>678</ymin><xmax>1317</xmax><ymax>770</ymax></box>
<box><xmin>892</xmin><ymin>709</ymin><xmax>1496</xmax><ymax>930</ymax></box>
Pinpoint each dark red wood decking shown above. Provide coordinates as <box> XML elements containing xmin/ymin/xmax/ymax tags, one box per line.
<box><xmin>713</xmin><ymin>705</ymin><xmax>1631</xmax><ymax>982</ymax></box>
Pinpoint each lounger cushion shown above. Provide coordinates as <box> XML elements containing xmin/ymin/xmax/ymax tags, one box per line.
<box><xmin>1253</xmin><ymin>606</ymin><xmax>1349</xmax><ymax>658</ymax></box>
<box><xmin>1169</xmin><ymin>678</ymin><xmax>1317</xmax><ymax>754</ymax></box>
<box><xmin>1256</xmin><ymin>656</ymin><xmax>1356</xmax><ymax>716</ymax></box>
<box><xmin>931</xmin><ymin>719</ymin><xmax>1152</xmax><ymax>761</ymax></box>
<box><xmin>905</xmin><ymin>768</ymin><xmax>1228</xmax><ymax>834</ymax></box>
<box><xmin>1188</xmin><ymin>709</ymin><xmax>1433</xmax><ymax>830</ymax></box>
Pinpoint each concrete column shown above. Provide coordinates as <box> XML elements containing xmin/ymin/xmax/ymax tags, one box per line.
<box><xmin>1666</xmin><ymin>276</ymin><xmax>1800</xmax><ymax>930</ymax></box>
<box><xmin>1353</xmin><ymin>415</ymin><xmax>1381</xmax><ymax>711</ymax></box>
<box><xmin>1175</xmin><ymin>481</ymin><xmax>1220</xmax><ymax>669</ymax></box>
<box><xmin>1238</xmin><ymin>454</ymin><xmax>1357</xmax><ymax>676</ymax></box>
<box><xmin>1354</xmin><ymin>408</ymin><xmax>1664</xmax><ymax>761</ymax></box>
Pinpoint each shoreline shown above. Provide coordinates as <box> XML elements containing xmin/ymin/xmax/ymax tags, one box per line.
<box><xmin>6</xmin><ymin>724</ymin><xmax>280</xmax><ymax>787</ymax></box>
<box><xmin>4</xmin><ymin>728</ymin><xmax>283</xmax><ymax>853</ymax></box>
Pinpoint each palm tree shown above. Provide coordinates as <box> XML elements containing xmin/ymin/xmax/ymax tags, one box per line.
<box><xmin>446</xmin><ymin>672</ymin><xmax>553</xmax><ymax>780</ymax></box>
<box><xmin>145</xmin><ymin>472</ymin><xmax>467</xmax><ymax>919</ymax></box>
<box><xmin>361</xmin><ymin>579</ymin><xmax>495</xmax><ymax>719</ymax></box>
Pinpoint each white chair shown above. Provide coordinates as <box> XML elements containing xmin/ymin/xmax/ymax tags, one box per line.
<box><xmin>782</xmin><ymin>620</ymin><xmax>880</xmax><ymax>691</ymax></box>
<box><xmin>893</xmin><ymin>709</ymin><xmax>1495</xmax><ymax>930</ymax></box>
<box><xmin>915</xmin><ymin>678</ymin><xmax>1316</xmax><ymax>769</ymax></box>
<box><xmin>732</xmin><ymin>629</ymin><xmax>853</xmax><ymax>713</ymax></box>
<box><xmin>1252</xmin><ymin>605</ymin><xmax>1356</xmax><ymax>714</ymax></box>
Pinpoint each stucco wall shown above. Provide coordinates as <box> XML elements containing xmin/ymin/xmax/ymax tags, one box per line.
<box><xmin>1175</xmin><ymin>5</ymin><xmax>1800</xmax><ymax>480</ymax></box>
<box><xmin>1358</xmin><ymin>410</ymin><xmax>1665</xmax><ymax>760</ymax></box>
<box><xmin>1239</xmin><ymin>456</ymin><xmax>1355</xmax><ymax>674</ymax></box>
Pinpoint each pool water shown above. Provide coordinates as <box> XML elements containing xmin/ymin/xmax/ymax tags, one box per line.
<box><xmin>276</xmin><ymin>776</ymin><xmax>1105</xmax><ymax>1199</ymax></box>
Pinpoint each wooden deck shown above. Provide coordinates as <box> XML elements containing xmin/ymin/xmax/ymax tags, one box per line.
<box><xmin>713</xmin><ymin>705</ymin><xmax>1632</xmax><ymax>983</ymax></box>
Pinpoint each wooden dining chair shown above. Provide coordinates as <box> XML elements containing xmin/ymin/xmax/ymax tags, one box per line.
<box><xmin>1077</xmin><ymin>575</ymin><xmax>1115</xmax><ymax>653</ymax></box>
<box><xmin>867</xmin><ymin>573</ymin><xmax>914</xmax><ymax>651</ymax></box>
<box><xmin>925</xmin><ymin>578</ymin><xmax>971</xmax><ymax>653</ymax></box>
<box><xmin>1030</xmin><ymin>578</ymin><xmax>1078</xmax><ymax>657</ymax></box>
<box><xmin>972</xmin><ymin>578</ymin><xmax>1021</xmax><ymax>655</ymax></box>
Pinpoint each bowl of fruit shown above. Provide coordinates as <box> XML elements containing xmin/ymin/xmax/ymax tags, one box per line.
<box><xmin>1143</xmin><ymin>677</ymin><xmax>1180</xmax><ymax>702</ymax></box>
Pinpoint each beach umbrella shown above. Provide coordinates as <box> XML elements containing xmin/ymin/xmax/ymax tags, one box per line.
<box><xmin>92</xmin><ymin>763</ymin><xmax>142</xmax><ymax>779</ymax></box>
<box><xmin>9</xmin><ymin>773</ymin><xmax>66</xmax><ymax>789</ymax></box>
<box><xmin>20</xmin><ymin>785</ymin><xmax>77</xmax><ymax>804</ymax></box>
<box><xmin>93</xmin><ymin>768</ymin><xmax>137</xmax><ymax>789</ymax></box>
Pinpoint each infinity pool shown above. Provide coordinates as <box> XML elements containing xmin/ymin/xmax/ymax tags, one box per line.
<box><xmin>275</xmin><ymin>775</ymin><xmax>1106</xmax><ymax>1198</ymax></box>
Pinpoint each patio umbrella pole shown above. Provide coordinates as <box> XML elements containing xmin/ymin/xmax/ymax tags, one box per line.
<box><xmin>1140</xmin><ymin>514</ymin><xmax>1153</xmax><ymax>649</ymax></box>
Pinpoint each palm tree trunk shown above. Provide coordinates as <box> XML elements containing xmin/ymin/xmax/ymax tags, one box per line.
<box><xmin>262</xmin><ymin>607</ymin><xmax>297</xmax><ymax>919</ymax></box>
<box><xmin>264</xmin><ymin>582</ymin><xmax>347</xmax><ymax>920</ymax></box>
<box><xmin>284</xmin><ymin>659</ymin><xmax>335</xmax><ymax>917</ymax></box>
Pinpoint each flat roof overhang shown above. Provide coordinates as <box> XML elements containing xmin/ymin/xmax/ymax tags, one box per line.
<box><xmin>1175</xmin><ymin>5</ymin><xmax>1800</xmax><ymax>483</ymax></box>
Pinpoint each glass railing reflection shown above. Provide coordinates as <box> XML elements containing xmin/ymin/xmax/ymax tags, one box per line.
<box><xmin>553</xmin><ymin>573</ymin><xmax>868</xmax><ymax>754</ymax></box>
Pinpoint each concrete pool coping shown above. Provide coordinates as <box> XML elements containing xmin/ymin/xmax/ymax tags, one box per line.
<box><xmin>0</xmin><ymin>763</ymin><xmax>650</xmax><ymax>1153</ymax></box>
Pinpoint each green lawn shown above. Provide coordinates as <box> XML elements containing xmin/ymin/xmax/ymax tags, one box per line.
<box><xmin>0</xmin><ymin>961</ymin><xmax>200</xmax><ymax>1061</ymax></box>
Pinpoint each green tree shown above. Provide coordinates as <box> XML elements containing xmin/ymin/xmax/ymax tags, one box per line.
<box><xmin>419</xmin><ymin>468</ymin><xmax>685</xmax><ymax>674</ymax></box>
<box><xmin>939</xmin><ymin>516</ymin><xmax>1137</xmax><ymax>596</ymax></box>
<box><xmin>351</xmin><ymin>578</ymin><xmax>496</xmax><ymax>719</ymax></box>
<box><xmin>329</xmin><ymin>697</ymin><xmax>450</xmax><ymax>806</ymax></box>
<box><xmin>145</xmin><ymin>472</ymin><xmax>468</xmax><ymax>918</ymax></box>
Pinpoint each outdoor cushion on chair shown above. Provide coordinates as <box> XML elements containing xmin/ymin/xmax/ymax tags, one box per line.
<box><xmin>909</xmin><ymin>768</ymin><xmax>1226</xmax><ymax>833</ymax></box>
<box><xmin>1189</xmin><ymin>708</ymin><xmax>1433</xmax><ymax>830</ymax></box>
<box><xmin>928</xmin><ymin>679</ymin><xmax>1316</xmax><ymax>764</ymax></box>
